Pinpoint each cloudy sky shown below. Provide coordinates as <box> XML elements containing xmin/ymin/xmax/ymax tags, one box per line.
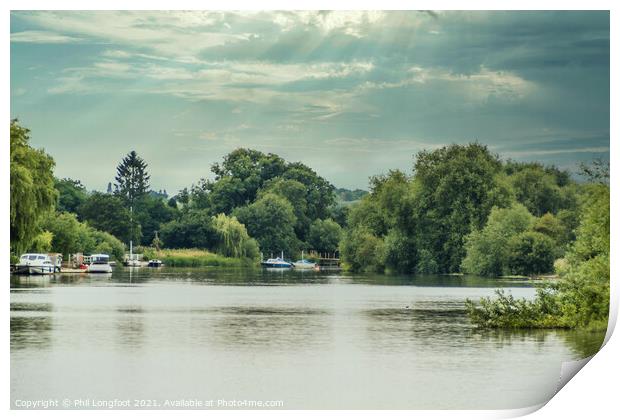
<box><xmin>10</xmin><ymin>11</ymin><xmax>609</xmax><ymax>193</ymax></box>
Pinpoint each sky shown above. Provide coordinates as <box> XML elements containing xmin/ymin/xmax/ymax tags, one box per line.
<box><xmin>10</xmin><ymin>11</ymin><xmax>610</xmax><ymax>194</ymax></box>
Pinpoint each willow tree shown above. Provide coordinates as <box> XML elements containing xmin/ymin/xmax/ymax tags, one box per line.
<box><xmin>212</xmin><ymin>213</ymin><xmax>259</xmax><ymax>259</ymax></box>
<box><xmin>10</xmin><ymin>120</ymin><xmax>58</xmax><ymax>255</ymax></box>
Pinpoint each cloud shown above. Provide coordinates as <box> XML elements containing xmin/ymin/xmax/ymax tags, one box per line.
<box><xmin>11</xmin><ymin>30</ymin><xmax>83</xmax><ymax>43</ymax></box>
<box><xmin>10</xmin><ymin>11</ymin><xmax>609</xmax><ymax>191</ymax></box>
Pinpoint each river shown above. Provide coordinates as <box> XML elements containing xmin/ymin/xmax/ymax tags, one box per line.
<box><xmin>10</xmin><ymin>267</ymin><xmax>605</xmax><ymax>409</ymax></box>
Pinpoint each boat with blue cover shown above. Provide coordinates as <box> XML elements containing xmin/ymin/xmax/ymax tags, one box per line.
<box><xmin>261</xmin><ymin>257</ymin><xmax>293</xmax><ymax>268</ymax></box>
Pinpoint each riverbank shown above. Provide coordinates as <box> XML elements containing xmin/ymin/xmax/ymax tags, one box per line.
<box><xmin>142</xmin><ymin>248</ymin><xmax>257</xmax><ymax>268</ymax></box>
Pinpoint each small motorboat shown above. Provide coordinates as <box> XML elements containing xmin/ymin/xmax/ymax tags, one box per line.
<box><xmin>292</xmin><ymin>259</ymin><xmax>317</xmax><ymax>270</ymax></box>
<box><xmin>261</xmin><ymin>257</ymin><xmax>293</xmax><ymax>268</ymax></box>
<box><xmin>14</xmin><ymin>253</ymin><xmax>61</xmax><ymax>275</ymax></box>
<box><xmin>147</xmin><ymin>259</ymin><xmax>163</xmax><ymax>267</ymax></box>
<box><xmin>87</xmin><ymin>254</ymin><xmax>113</xmax><ymax>273</ymax></box>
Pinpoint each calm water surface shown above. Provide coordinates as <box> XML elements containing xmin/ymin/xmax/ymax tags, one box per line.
<box><xmin>10</xmin><ymin>268</ymin><xmax>604</xmax><ymax>409</ymax></box>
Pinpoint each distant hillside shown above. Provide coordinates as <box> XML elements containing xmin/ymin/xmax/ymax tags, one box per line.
<box><xmin>335</xmin><ymin>188</ymin><xmax>368</xmax><ymax>202</ymax></box>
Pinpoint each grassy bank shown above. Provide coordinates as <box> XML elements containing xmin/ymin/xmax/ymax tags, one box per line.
<box><xmin>142</xmin><ymin>248</ymin><xmax>258</xmax><ymax>268</ymax></box>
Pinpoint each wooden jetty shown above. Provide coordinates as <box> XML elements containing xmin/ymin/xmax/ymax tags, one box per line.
<box><xmin>309</xmin><ymin>252</ymin><xmax>341</xmax><ymax>271</ymax></box>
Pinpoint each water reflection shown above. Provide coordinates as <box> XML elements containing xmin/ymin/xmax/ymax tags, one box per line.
<box><xmin>11</xmin><ymin>316</ymin><xmax>53</xmax><ymax>350</ymax></box>
<box><xmin>115</xmin><ymin>306</ymin><xmax>145</xmax><ymax>349</ymax></box>
<box><xmin>557</xmin><ymin>329</ymin><xmax>606</xmax><ymax>359</ymax></box>
<box><xmin>207</xmin><ymin>306</ymin><xmax>332</xmax><ymax>351</ymax></box>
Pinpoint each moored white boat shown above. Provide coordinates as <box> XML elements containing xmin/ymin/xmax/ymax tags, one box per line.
<box><xmin>147</xmin><ymin>259</ymin><xmax>163</xmax><ymax>267</ymax></box>
<box><xmin>14</xmin><ymin>253</ymin><xmax>61</xmax><ymax>275</ymax></box>
<box><xmin>87</xmin><ymin>254</ymin><xmax>113</xmax><ymax>273</ymax></box>
<box><xmin>292</xmin><ymin>259</ymin><xmax>318</xmax><ymax>270</ymax></box>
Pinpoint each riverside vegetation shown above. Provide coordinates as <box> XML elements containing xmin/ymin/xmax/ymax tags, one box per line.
<box><xmin>10</xmin><ymin>120</ymin><xmax>609</xmax><ymax>330</ymax></box>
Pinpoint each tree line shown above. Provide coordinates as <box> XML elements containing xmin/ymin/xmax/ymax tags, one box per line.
<box><xmin>10</xmin><ymin>120</ymin><xmax>605</xmax><ymax>281</ymax></box>
<box><xmin>340</xmin><ymin>143</ymin><xmax>585</xmax><ymax>276</ymax></box>
<box><xmin>10</xmin><ymin>121</ymin><xmax>345</xmax><ymax>262</ymax></box>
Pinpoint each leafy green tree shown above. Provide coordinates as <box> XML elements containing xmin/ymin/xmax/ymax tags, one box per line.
<box><xmin>329</xmin><ymin>204</ymin><xmax>350</xmax><ymax>228</ymax></box>
<box><xmin>533</xmin><ymin>212</ymin><xmax>568</xmax><ymax>256</ymax></box>
<box><xmin>209</xmin><ymin>149</ymin><xmax>287</xmax><ymax>211</ymax></box>
<box><xmin>196</xmin><ymin>149</ymin><xmax>335</xmax><ymax>222</ymax></box>
<box><xmin>42</xmin><ymin>212</ymin><xmax>93</xmax><ymax>257</ymax></box>
<box><xmin>307</xmin><ymin>219</ymin><xmax>343</xmax><ymax>254</ymax></box>
<box><xmin>383</xmin><ymin>228</ymin><xmax>418</xmax><ymax>273</ymax></box>
<box><xmin>114</xmin><ymin>151</ymin><xmax>150</xmax><ymax>206</ymax></box>
<box><xmin>41</xmin><ymin>212</ymin><xmax>125</xmax><ymax>261</ymax></box>
<box><xmin>55</xmin><ymin>178</ymin><xmax>88</xmax><ymax>214</ymax></box>
<box><xmin>554</xmin><ymin>183</ymin><xmax>609</xmax><ymax>328</ymax></box>
<box><xmin>412</xmin><ymin>143</ymin><xmax>511</xmax><ymax>273</ymax></box>
<box><xmin>212</xmin><ymin>213</ymin><xmax>260</xmax><ymax>259</ymax></box>
<box><xmin>29</xmin><ymin>231</ymin><xmax>54</xmax><ymax>253</ymax></box>
<box><xmin>346</xmin><ymin>195</ymin><xmax>390</xmax><ymax>238</ymax></box>
<box><xmin>466</xmin><ymin>178</ymin><xmax>609</xmax><ymax>330</ymax></box>
<box><xmin>281</xmin><ymin>162</ymin><xmax>335</xmax><ymax>222</ymax></box>
<box><xmin>89</xmin><ymin>229</ymin><xmax>126</xmax><ymax>261</ymax></box>
<box><xmin>508</xmin><ymin>166</ymin><xmax>563</xmax><ymax>216</ymax></box>
<box><xmin>462</xmin><ymin>204</ymin><xmax>535</xmax><ymax>276</ymax></box>
<box><xmin>259</xmin><ymin>178</ymin><xmax>310</xmax><ymax>240</ymax></box>
<box><xmin>79</xmin><ymin>192</ymin><xmax>138</xmax><ymax>244</ymax></box>
<box><xmin>204</xmin><ymin>176</ymin><xmax>249</xmax><ymax>214</ymax></box>
<box><xmin>134</xmin><ymin>195</ymin><xmax>178</xmax><ymax>245</ymax></box>
<box><xmin>10</xmin><ymin>120</ymin><xmax>58</xmax><ymax>255</ymax></box>
<box><xmin>159</xmin><ymin>210</ymin><xmax>218</xmax><ymax>249</ymax></box>
<box><xmin>340</xmin><ymin>227</ymin><xmax>385</xmax><ymax>272</ymax></box>
<box><xmin>234</xmin><ymin>193</ymin><xmax>298</xmax><ymax>256</ymax></box>
<box><xmin>507</xmin><ymin>231</ymin><xmax>556</xmax><ymax>276</ymax></box>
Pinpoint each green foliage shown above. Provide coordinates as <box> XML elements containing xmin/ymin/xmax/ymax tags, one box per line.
<box><xmin>506</xmin><ymin>231</ymin><xmax>556</xmax><ymax>276</ymax></box>
<box><xmin>10</xmin><ymin>120</ymin><xmax>58</xmax><ymax>255</ymax></box>
<box><xmin>212</xmin><ymin>213</ymin><xmax>260</xmax><ymax>259</ymax></box>
<box><xmin>383</xmin><ymin>228</ymin><xmax>418</xmax><ymax>273</ymax></box>
<box><xmin>29</xmin><ymin>231</ymin><xmax>54</xmax><ymax>253</ymax></box>
<box><xmin>466</xmin><ymin>288</ymin><xmax>564</xmax><ymax>328</ymax></box>
<box><xmin>462</xmin><ymin>204</ymin><xmax>535</xmax><ymax>276</ymax></box>
<box><xmin>41</xmin><ymin>212</ymin><xmax>125</xmax><ymax>261</ymax></box>
<box><xmin>329</xmin><ymin>204</ymin><xmax>350</xmax><ymax>228</ymax></box>
<box><xmin>307</xmin><ymin>219</ymin><xmax>343</xmax><ymax>253</ymax></box>
<box><xmin>88</xmin><ymin>229</ymin><xmax>126</xmax><ymax>261</ymax></box>
<box><xmin>55</xmin><ymin>178</ymin><xmax>88</xmax><ymax>214</ymax></box>
<box><xmin>506</xmin><ymin>163</ymin><xmax>573</xmax><ymax>216</ymax></box>
<box><xmin>340</xmin><ymin>227</ymin><xmax>385</xmax><ymax>272</ymax></box>
<box><xmin>134</xmin><ymin>194</ymin><xmax>178</xmax><ymax>245</ymax></box>
<box><xmin>343</xmin><ymin>143</ymin><xmax>512</xmax><ymax>274</ymax></box>
<box><xmin>79</xmin><ymin>192</ymin><xmax>138</xmax><ymax>244</ymax></box>
<box><xmin>143</xmin><ymin>248</ymin><xmax>254</xmax><ymax>267</ymax></box>
<box><xmin>234</xmin><ymin>193</ymin><xmax>299</xmax><ymax>256</ymax></box>
<box><xmin>259</xmin><ymin>178</ymin><xmax>311</xmax><ymax>239</ymax></box>
<box><xmin>206</xmin><ymin>148</ymin><xmax>287</xmax><ymax>212</ymax></box>
<box><xmin>114</xmin><ymin>150</ymin><xmax>150</xmax><ymax>206</ymax></box>
<box><xmin>159</xmin><ymin>210</ymin><xmax>218</xmax><ymax>249</ymax></box>
<box><xmin>412</xmin><ymin>143</ymin><xmax>511</xmax><ymax>273</ymax></box>
<box><xmin>467</xmin><ymin>178</ymin><xmax>609</xmax><ymax>330</ymax></box>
